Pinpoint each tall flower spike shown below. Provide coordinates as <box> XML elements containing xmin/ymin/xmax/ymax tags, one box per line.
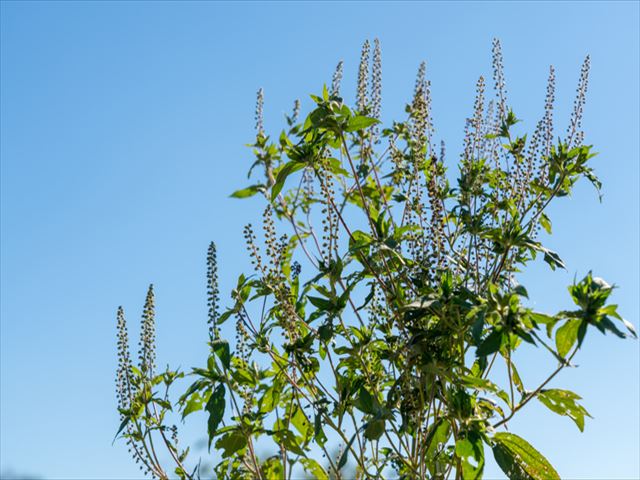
<box><xmin>116</xmin><ymin>306</ymin><xmax>132</xmax><ymax>410</ymax></box>
<box><xmin>412</xmin><ymin>61</ymin><xmax>436</xmax><ymax>155</ymax></box>
<box><xmin>138</xmin><ymin>284</ymin><xmax>156</xmax><ymax>377</ymax></box>
<box><xmin>116</xmin><ymin>307</ymin><xmax>158</xmax><ymax>477</ymax></box>
<box><xmin>330</xmin><ymin>61</ymin><xmax>344</xmax><ymax>97</ymax></box>
<box><xmin>207</xmin><ymin>242</ymin><xmax>220</xmax><ymax>342</ymax></box>
<box><xmin>371</xmin><ymin>38</ymin><xmax>382</xmax><ymax>120</ymax></box>
<box><xmin>543</xmin><ymin>65</ymin><xmax>556</xmax><ymax>156</ymax></box>
<box><xmin>567</xmin><ymin>55</ymin><xmax>590</xmax><ymax>147</ymax></box>
<box><xmin>473</xmin><ymin>76</ymin><xmax>486</xmax><ymax>133</ymax></box>
<box><xmin>414</xmin><ymin>61</ymin><xmax>426</xmax><ymax>97</ymax></box>
<box><xmin>410</xmin><ymin>63</ymin><xmax>428</xmax><ymax>155</ymax></box>
<box><xmin>492</xmin><ymin>38</ymin><xmax>508</xmax><ymax>122</ymax></box>
<box><xmin>370</xmin><ymin>39</ymin><xmax>382</xmax><ymax>142</ymax></box>
<box><xmin>357</xmin><ymin>40</ymin><xmax>370</xmax><ymax>112</ymax></box>
<box><xmin>291</xmin><ymin>99</ymin><xmax>301</xmax><ymax>124</ymax></box>
<box><xmin>255</xmin><ymin>88</ymin><xmax>264</xmax><ymax>136</ymax></box>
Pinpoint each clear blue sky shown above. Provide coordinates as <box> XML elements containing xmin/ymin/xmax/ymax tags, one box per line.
<box><xmin>1</xmin><ymin>1</ymin><xmax>638</xmax><ymax>479</ymax></box>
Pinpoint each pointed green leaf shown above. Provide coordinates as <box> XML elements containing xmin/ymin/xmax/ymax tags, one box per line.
<box><xmin>537</xmin><ymin>389</ymin><xmax>591</xmax><ymax>431</ymax></box>
<box><xmin>206</xmin><ymin>384</ymin><xmax>226</xmax><ymax>449</ymax></box>
<box><xmin>230</xmin><ymin>185</ymin><xmax>262</xmax><ymax>198</ymax></box>
<box><xmin>477</xmin><ymin>330</ymin><xmax>504</xmax><ymax>357</ymax></box>
<box><xmin>492</xmin><ymin>432</ymin><xmax>560</xmax><ymax>480</ymax></box>
<box><xmin>555</xmin><ymin>319</ymin><xmax>581</xmax><ymax>358</ymax></box>
<box><xmin>345</xmin><ymin>115</ymin><xmax>379</xmax><ymax>132</ymax></box>
<box><xmin>271</xmin><ymin>161</ymin><xmax>305</xmax><ymax>201</ymax></box>
<box><xmin>212</xmin><ymin>339</ymin><xmax>231</xmax><ymax>370</ymax></box>
<box><xmin>181</xmin><ymin>392</ymin><xmax>204</xmax><ymax>419</ymax></box>
<box><xmin>337</xmin><ymin>432</ymin><xmax>357</xmax><ymax>470</ymax></box>
<box><xmin>539</xmin><ymin>213</ymin><xmax>552</xmax><ymax>234</ymax></box>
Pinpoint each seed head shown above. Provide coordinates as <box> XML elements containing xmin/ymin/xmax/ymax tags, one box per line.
<box><xmin>357</xmin><ymin>40</ymin><xmax>371</xmax><ymax>112</ymax></box>
<box><xmin>255</xmin><ymin>88</ymin><xmax>264</xmax><ymax>136</ymax></box>
<box><xmin>330</xmin><ymin>61</ymin><xmax>344</xmax><ymax>97</ymax></box>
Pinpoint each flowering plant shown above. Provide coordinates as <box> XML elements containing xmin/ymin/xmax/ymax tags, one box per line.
<box><xmin>115</xmin><ymin>39</ymin><xmax>635</xmax><ymax>480</ymax></box>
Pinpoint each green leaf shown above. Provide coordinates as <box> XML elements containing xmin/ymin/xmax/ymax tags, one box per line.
<box><xmin>353</xmin><ymin>387</ymin><xmax>376</xmax><ymax>415</ymax></box>
<box><xmin>528</xmin><ymin>242</ymin><xmax>566</xmax><ymax>270</ymax></box>
<box><xmin>345</xmin><ymin>115</ymin><xmax>379</xmax><ymax>132</ymax></box>
<box><xmin>230</xmin><ymin>185</ymin><xmax>262</xmax><ymax>198</ymax></box>
<box><xmin>461</xmin><ymin>375</ymin><xmax>511</xmax><ymax>407</ymax></box>
<box><xmin>212</xmin><ymin>339</ymin><xmax>231</xmax><ymax>370</ymax></box>
<box><xmin>273</xmin><ymin>428</ymin><xmax>306</xmax><ymax>455</ymax></box>
<box><xmin>537</xmin><ymin>389</ymin><xmax>591</xmax><ymax>431</ymax></box>
<box><xmin>181</xmin><ymin>392</ymin><xmax>204</xmax><ymax>419</ymax></box>
<box><xmin>271</xmin><ymin>161</ymin><xmax>305</xmax><ymax>201</ymax></box>
<box><xmin>337</xmin><ymin>432</ymin><xmax>357</xmax><ymax>470</ymax></box>
<box><xmin>530</xmin><ymin>312</ymin><xmax>558</xmax><ymax>338</ymax></box>
<box><xmin>363</xmin><ymin>419</ymin><xmax>385</xmax><ymax>441</ymax></box>
<box><xmin>477</xmin><ymin>330</ymin><xmax>504</xmax><ymax>357</ymax></box>
<box><xmin>539</xmin><ymin>213</ymin><xmax>552</xmax><ymax>234</ymax></box>
<box><xmin>206</xmin><ymin>384</ymin><xmax>226</xmax><ymax>449</ymax></box>
<box><xmin>425</xmin><ymin>419</ymin><xmax>451</xmax><ymax>474</ymax></box>
<box><xmin>513</xmin><ymin>284</ymin><xmax>529</xmax><ymax>298</ymax></box>
<box><xmin>620</xmin><ymin>317</ymin><xmax>638</xmax><ymax>338</ymax></box>
<box><xmin>259</xmin><ymin>383</ymin><xmax>281</xmax><ymax>414</ymax></box>
<box><xmin>260</xmin><ymin>457</ymin><xmax>284</xmax><ymax>478</ymax></box>
<box><xmin>456</xmin><ymin>435</ymin><xmax>485</xmax><ymax>480</ymax></box>
<box><xmin>112</xmin><ymin>416</ymin><xmax>130</xmax><ymax>444</ymax></box>
<box><xmin>308</xmin><ymin>295</ymin><xmax>332</xmax><ymax>311</ymax></box>
<box><xmin>291</xmin><ymin>405</ymin><xmax>312</xmax><ymax>441</ymax></box>
<box><xmin>301</xmin><ymin>458</ymin><xmax>329</xmax><ymax>480</ymax></box>
<box><xmin>541</xmin><ymin>247</ymin><xmax>565</xmax><ymax>271</ymax></box>
<box><xmin>492</xmin><ymin>432</ymin><xmax>560</xmax><ymax>480</ymax></box>
<box><xmin>215</xmin><ymin>429</ymin><xmax>247</xmax><ymax>458</ymax></box>
<box><xmin>555</xmin><ymin>319</ymin><xmax>582</xmax><ymax>358</ymax></box>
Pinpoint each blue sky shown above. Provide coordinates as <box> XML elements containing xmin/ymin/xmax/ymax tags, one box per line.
<box><xmin>1</xmin><ymin>1</ymin><xmax>638</xmax><ymax>478</ymax></box>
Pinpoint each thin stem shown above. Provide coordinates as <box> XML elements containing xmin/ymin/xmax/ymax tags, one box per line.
<box><xmin>494</xmin><ymin>346</ymin><xmax>579</xmax><ymax>429</ymax></box>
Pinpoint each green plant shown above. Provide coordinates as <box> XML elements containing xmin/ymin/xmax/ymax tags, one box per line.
<box><xmin>115</xmin><ymin>39</ymin><xmax>636</xmax><ymax>479</ymax></box>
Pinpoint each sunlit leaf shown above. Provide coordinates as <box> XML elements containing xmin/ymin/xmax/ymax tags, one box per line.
<box><xmin>492</xmin><ymin>432</ymin><xmax>560</xmax><ymax>480</ymax></box>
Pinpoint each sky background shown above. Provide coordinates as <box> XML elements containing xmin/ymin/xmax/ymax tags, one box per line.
<box><xmin>1</xmin><ymin>1</ymin><xmax>638</xmax><ymax>479</ymax></box>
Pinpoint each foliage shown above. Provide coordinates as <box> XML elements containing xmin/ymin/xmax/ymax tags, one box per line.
<box><xmin>115</xmin><ymin>39</ymin><xmax>636</xmax><ymax>479</ymax></box>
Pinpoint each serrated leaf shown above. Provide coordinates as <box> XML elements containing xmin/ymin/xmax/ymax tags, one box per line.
<box><xmin>492</xmin><ymin>432</ymin><xmax>560</xmax><ymax>480</ymax></box>
<box><xmin>537</xmin><ymin>389</ymin><xmax>591</xmax><ymax>431</ymax></box>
